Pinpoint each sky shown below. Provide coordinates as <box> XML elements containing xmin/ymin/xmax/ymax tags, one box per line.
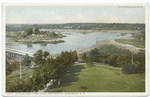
<box><xmin>5</xmin><ymin>5</ymin><xmax>145</xmax><ymax>24</ymax></box>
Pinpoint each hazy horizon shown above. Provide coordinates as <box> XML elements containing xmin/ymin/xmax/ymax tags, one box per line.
<box><xmin>6</xmin><ymin>22</ymin><xmax>145</xmax><ymax>25</ymax></box>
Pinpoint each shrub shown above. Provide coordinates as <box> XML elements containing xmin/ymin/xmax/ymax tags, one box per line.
<box><xmin>98</xmin><ymin>52</ymin><xmax>110</xmax><ymax>63</ymax></box>
<box><xmin>86</xmin><ymin>57</ymin><xmax>94</xmax><ymax>67</ymax></box>
<box><xmin>122</xmin><ymin>64</ymin><xmax>138</xmax><ymax>74</ymax></box>
<box><xmin>116</xmin><ymin>55</ymin><xmax>131</xmax><ymax>67</ymax></box>
<box><xmin>136</xmin><ymin>62</ymin><xmax>145</xmax><ymax>73</ymax></box>
<box><xmin>79</xmin><ymin>59</ymin><xmax>86</xmax><ymax>63</ymax></box>
<box><xmin>108</xmin><ymin>55</ymin><xmax>118</xmax><ymax>67</ymax></box>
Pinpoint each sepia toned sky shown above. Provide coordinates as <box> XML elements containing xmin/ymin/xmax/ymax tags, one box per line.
<box><xmin>6</xmin><ymin>5</ymin><xmax>145</xmax><ymax>24</ymax></box>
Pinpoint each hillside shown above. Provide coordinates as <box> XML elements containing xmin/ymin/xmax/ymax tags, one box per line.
<box><xmin>6</xmin><ymin>23</ymin><xmax>145</xmax><ymax>32</ymax></box>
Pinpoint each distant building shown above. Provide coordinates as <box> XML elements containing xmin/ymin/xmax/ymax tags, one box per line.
<box><xmin>37</xmin><ymin>32</ymin><xmax>48</xmax><ymax>37</ymax></box>
<box><xmin>31</xmin><ymin>33</ymin><xmax>36</xmax><ymax>36</ymax></box>
<box><xmin>99</xmin><ymin>25</ymin><xmax>102</xmax><ymax>28</ymax></box>
<box><xmin>64</xmin><ymin>26</ymin><xmax>72</xmax><ymax>29</ymax></box>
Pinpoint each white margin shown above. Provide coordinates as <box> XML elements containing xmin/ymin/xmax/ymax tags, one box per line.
<box><xmin>2</xmin><ymin>3</ymin><xmax>149</xmax><ymax>96</ymax></box>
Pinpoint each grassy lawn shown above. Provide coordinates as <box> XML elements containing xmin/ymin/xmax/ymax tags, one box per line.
<box><xmin>115</xmin><ymin>39</ymin><xmax>145</xmax><ymax>48</ymax></box>
<box><xmin>132</xmin><ymin>34</ymin><xmax>145</xmax><ymax>39</ymax></box>
<box><xmin>46</xmin><ymin>64</ymin><xmax>145</xmax><ymax>92</ymax></box>
<box><xmin>6</xmin><ymin>68</ymin><xmax>35</xmax><ymax>86</ymax></box>
<box><xmin>97</xmin><ymin>45</ymin><xmax>131</xmax><ymax>55</ymax></box>
<box><xmin>79</xmin><ymin>45</ymin><xmax>131</xmax><ymax>59</ymax></box>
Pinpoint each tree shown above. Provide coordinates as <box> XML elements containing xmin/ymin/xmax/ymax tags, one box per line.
<box><xmin>89</xmin><ymin>48</ymin><xmax>100</xmax><ymax>62</ymax></box>
<box><xmin>34</xmin><ymin>28</ymin><xmax>40</xmax><ymax>34</ymax></box>
<box><xmin>33</xmin><ymin>50</ymin><xmax>43</xmax><ymax>65</ymax></box>
<box><xmin>86</xmin><ymin>57</ymin><xmax>94</xmax><ymax>67</ymax></box>
<box><xmin>6</xmin><ymin>60</ymin><xmax>13</xmax><ymax>75</ymax></box>
<box><xmin>81</xmin><ymin>52</ymin><xmax>87</xmax><ymax>61</ymax></box>
<box><xmin>6</xmin><ymin>50</ymin><xmax>78</xmax><ymax>92</ymax></box>
<box><xmin>51</xmin><ymin>32</ymin><xmax>57</xmax><ymax>36</ymax></box>
<box><xmin>25</xmin><ymin>28</ymin><xmax>33</xmax><ymax>35</ymax></box>
<box><xmin>133</xmin><ymin>53</ymin><xmax>145</xmax><ymax>73</ymax></box>
<box><xmin>11</xmin><ymin>61</ymin><xmax>20</xmax><ymax>70</ymax></box>
<box><xmin>22</xmin><ymin>54</ymin><xmax>31</xmax><ymax>68</ymax></box>
<box><xmin>136</xmin><ymin>62</ymin><xmax>145</xmax><ymax>73</ymax></box>
<box><xmin>98</xmin><ymin>52</ymin><xmax>110</xmax><ymax>63</ymax></box>
<box><xmin>71</xmin><ymin>51</ymin><xmax>78</xmax><ymax>62</ymax></box>
<box><xmin>116</xmin><ymin>55</ymin><xmax>131</xmax><ymax>67</ymax></box>
<box><xmin>108</xmin><ymin>55</ymin><xmax>117</xmax><ymax>67</ymax></box>
<box><xmin>43</xmin><ymin>51</ymin><xmax>50</xmax><ymax>60</ymax></box>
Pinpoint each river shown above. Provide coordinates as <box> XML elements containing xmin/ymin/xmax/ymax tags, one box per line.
<box><xmin>6</xmin><ymin>32</ymin><xmax>132</xmax><ymax>55</ymax></box>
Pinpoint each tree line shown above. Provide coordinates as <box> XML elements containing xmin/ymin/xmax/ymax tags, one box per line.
<box><xmin>6</xmin><ymin>50</ymin><xmax>78</xmax><ymax>92</ymax></box>
<box><xmin>6</xmin><ymin>23</ymin><xmax>145</xmax><ymax>32</ymax></box>
<box><xmin>6</xmin><ymin>54</ymin><xmax>32</xmax><ymax>76</ymax></box>
<box><xmin>81</xmin><ymin>48</ymin><xmax>145</xmax><ymax>73</ymax></box>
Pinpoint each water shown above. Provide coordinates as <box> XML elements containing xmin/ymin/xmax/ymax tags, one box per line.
<box><xmin>6</xmin><ymin>32</ymin><xmax>132</xmax><ymax>55</ymax></box>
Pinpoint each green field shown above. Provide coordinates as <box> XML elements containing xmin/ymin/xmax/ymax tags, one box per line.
<box><xmin>79</xmin><ymin>45</ymin><xmax>131</xmax><ymax>59</ymax></box>
<box><xmin>97</xmin><ymin>45</ymin><xmax>132</xmax><ymax>55</ymax></box>
<box><xmin>115</xmin><ymin>39</ymin><xmax>145</xmax><ymax>48</ymax></box>
<box><xmin>46</xmin><ymin>64</ymin><xmax>145</xmax><ymax>92</ymax></box>
<box><xmin>6</xmin><ymin>69</ymin><xmax>35</xmax><ymax>87</ymax></box>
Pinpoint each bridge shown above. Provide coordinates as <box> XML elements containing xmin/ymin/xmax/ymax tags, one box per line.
<box><xmin>6</xmin><ymin>48</ymin><xmax>34</xmax><ymax>58</ymax></box>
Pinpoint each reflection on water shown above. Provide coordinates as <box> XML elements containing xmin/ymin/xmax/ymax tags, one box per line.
<box><xmin>6</xmin><ymin>32</ymin><xmax>133</xmax><ymax>55</ymax></box>
<box><xmin>27</xmin><ymin>44</ymin><xmax>32</xmax><ymax>48</ymax></box>
<box><xmin>120</xmin><ymin>33</ymin><xmax>127</xmax><ymax>36</ymax></box>
<box><xmin>27</xmin><ymin>43</ymin><xmax>48</xmax><ymax>49</ymax></box>
<box><xmin>40</xmin><ymin>43</ymin><xmax>47</xmax><ymax>47</ymax></box>
<box><xmin>40</xmin><ymin>43</ymin><xmax>47</xmax><ymax>49</ymax></box>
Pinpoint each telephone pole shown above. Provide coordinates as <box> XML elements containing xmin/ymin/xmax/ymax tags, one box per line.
<box><xmin>131</xmin><ymin>48</ymin><xmax>134</xmax><ymax>65</ymax></box>
<box><xmin>20</xmin><ymin>56</ymin><xmax>22</xmax><ymax>79</ymax></box>
<box><xmin>96</xmin><ymin>38</ymin><xmax>97</xmax><ymax>44</ymax></box>
<box><xmin>132</xmin><ymin>52</ymin><xmax>133</xmax><ymax>65</ymax></box>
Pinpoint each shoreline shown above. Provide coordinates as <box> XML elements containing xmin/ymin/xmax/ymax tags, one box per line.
<box><xmin>44</xmin><ymin>29</ymin><xmax>141</xmax><ymax>33</ymax></box>
<box><xmin>6</xmin><ymin>40</ymin><xmax>65</xmax><ymax>44</ymax></box>
<box><xmin>77</xmin><ymin>38</ymin><xmax>144</xmax><ymax>55</ymax></box>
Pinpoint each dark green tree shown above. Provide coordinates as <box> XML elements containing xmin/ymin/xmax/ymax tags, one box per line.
<box><xmin>71</xmin><ymin>50</ymin><xmax>78</xmax><ymax>62</ymax></box>
<box><xmin>34</xmin><ymin>28</ymin><xmax>40</xmax><ymax>34</ymax></box>
<box><xmin>33</xmin><ymin>50</ymin><xmax>43</xmax><ymax>65</ymax></box>
<box><xmin>89</xmin><ymin>48</ymin><xmax>100</xmax><ymax>62</ymax></box>
<box><xmin>11</xmin><ymin>61</ymin><xmax>20</xmax><ymax>70</ymax></box>
<box><xmin>86</xmin><ymin>57</ymin><xmax>94</xmax><ymax>67</ymax></box>
<box><xmin>116</xmin><ymin>55</ymin><xmax>131</xmax><ymax>67</ymax></box>
<box><xmin>6</xmin><ymin>60</ymin><xmax>13</xmax><ymax>75</ymax></box>
<box><xmin>108</xmin><ymin>55</ymin><xmax>117</xmax><ymax>67</ymax></box>
<box><xmin>81</xmin><ymin>52</ymin><xmax>87</xmax><ymax>61</ymax></box>
<box><xmin>98</xmin><ymin>52</ymin><xmax>110</xmax><ymax>63</ymax></box>
<box><xmin>22</xmin><ymin>54</ymin><xmax>31</xmax><ymax>68</ymax></box>
<box><xmin>43</xmin><ymin>51</ymin><xmax>50</xmax><ymax>60</ymax></box>
<box><xmin>25</xmin><ymin>28</ymin><xmax>33</xmax><ymax>35</ymax></box>
<box><xmin>52</xmin><ymin>32</ymin><xmax>56</xmax><ymax>36</ymax></box>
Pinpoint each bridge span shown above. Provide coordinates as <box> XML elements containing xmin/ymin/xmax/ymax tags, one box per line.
<box><xmin>6</xmin><ymin>48</ymin><xmax>34</xmax><ymax>58</ymax></box>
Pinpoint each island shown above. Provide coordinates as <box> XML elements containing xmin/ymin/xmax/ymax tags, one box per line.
<box><xmin>6</xmin><ymin>28</ymin><xmax>66</xmax><ymax>44</ymax></box>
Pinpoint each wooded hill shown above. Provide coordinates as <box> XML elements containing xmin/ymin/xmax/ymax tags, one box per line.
<box><xmin>6</xmin><ymin>23</ymin><xmax>145</xmax><ymax>32</ymax></box>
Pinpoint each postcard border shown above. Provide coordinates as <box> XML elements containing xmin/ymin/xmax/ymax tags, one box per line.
<box><xmin>2</xmin><ymin>3</ymin><xmax>149</xmax><ymax>96</ymax></box>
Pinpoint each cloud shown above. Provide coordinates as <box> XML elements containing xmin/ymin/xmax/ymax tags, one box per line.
<box><xmin>6</xmin><ymin>7</ymin><xmax>145</xmax><ymax>24</ymax></box>
<box><xmin>42</xmin><ymin>13</ymin><xmax>92</xmax><ymax>23</ymax></box>
<box><xmin>66</xmin><ymin>13</ymin><xmax>92</xmax><ymax>23</ymax></box>
<box><xmin>96</xmin><ymin>11</ymin><xmax>124</xmax><ymax>23</ymax></box>
<box><xmin>97</xmin><ymin>11</ymin><xmax>144</xmax><ymax>23</ymax></box>
<box><xmin>124</xmin><ymin>10</ymin><xmax>131</xmax><ymax>14</ymax></box>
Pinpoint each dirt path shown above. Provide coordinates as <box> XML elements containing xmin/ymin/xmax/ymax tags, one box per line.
<box><xmin>77</xmin><ymin>39</ymin><xmax>144</xmax><ymax>55</ymax></box>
